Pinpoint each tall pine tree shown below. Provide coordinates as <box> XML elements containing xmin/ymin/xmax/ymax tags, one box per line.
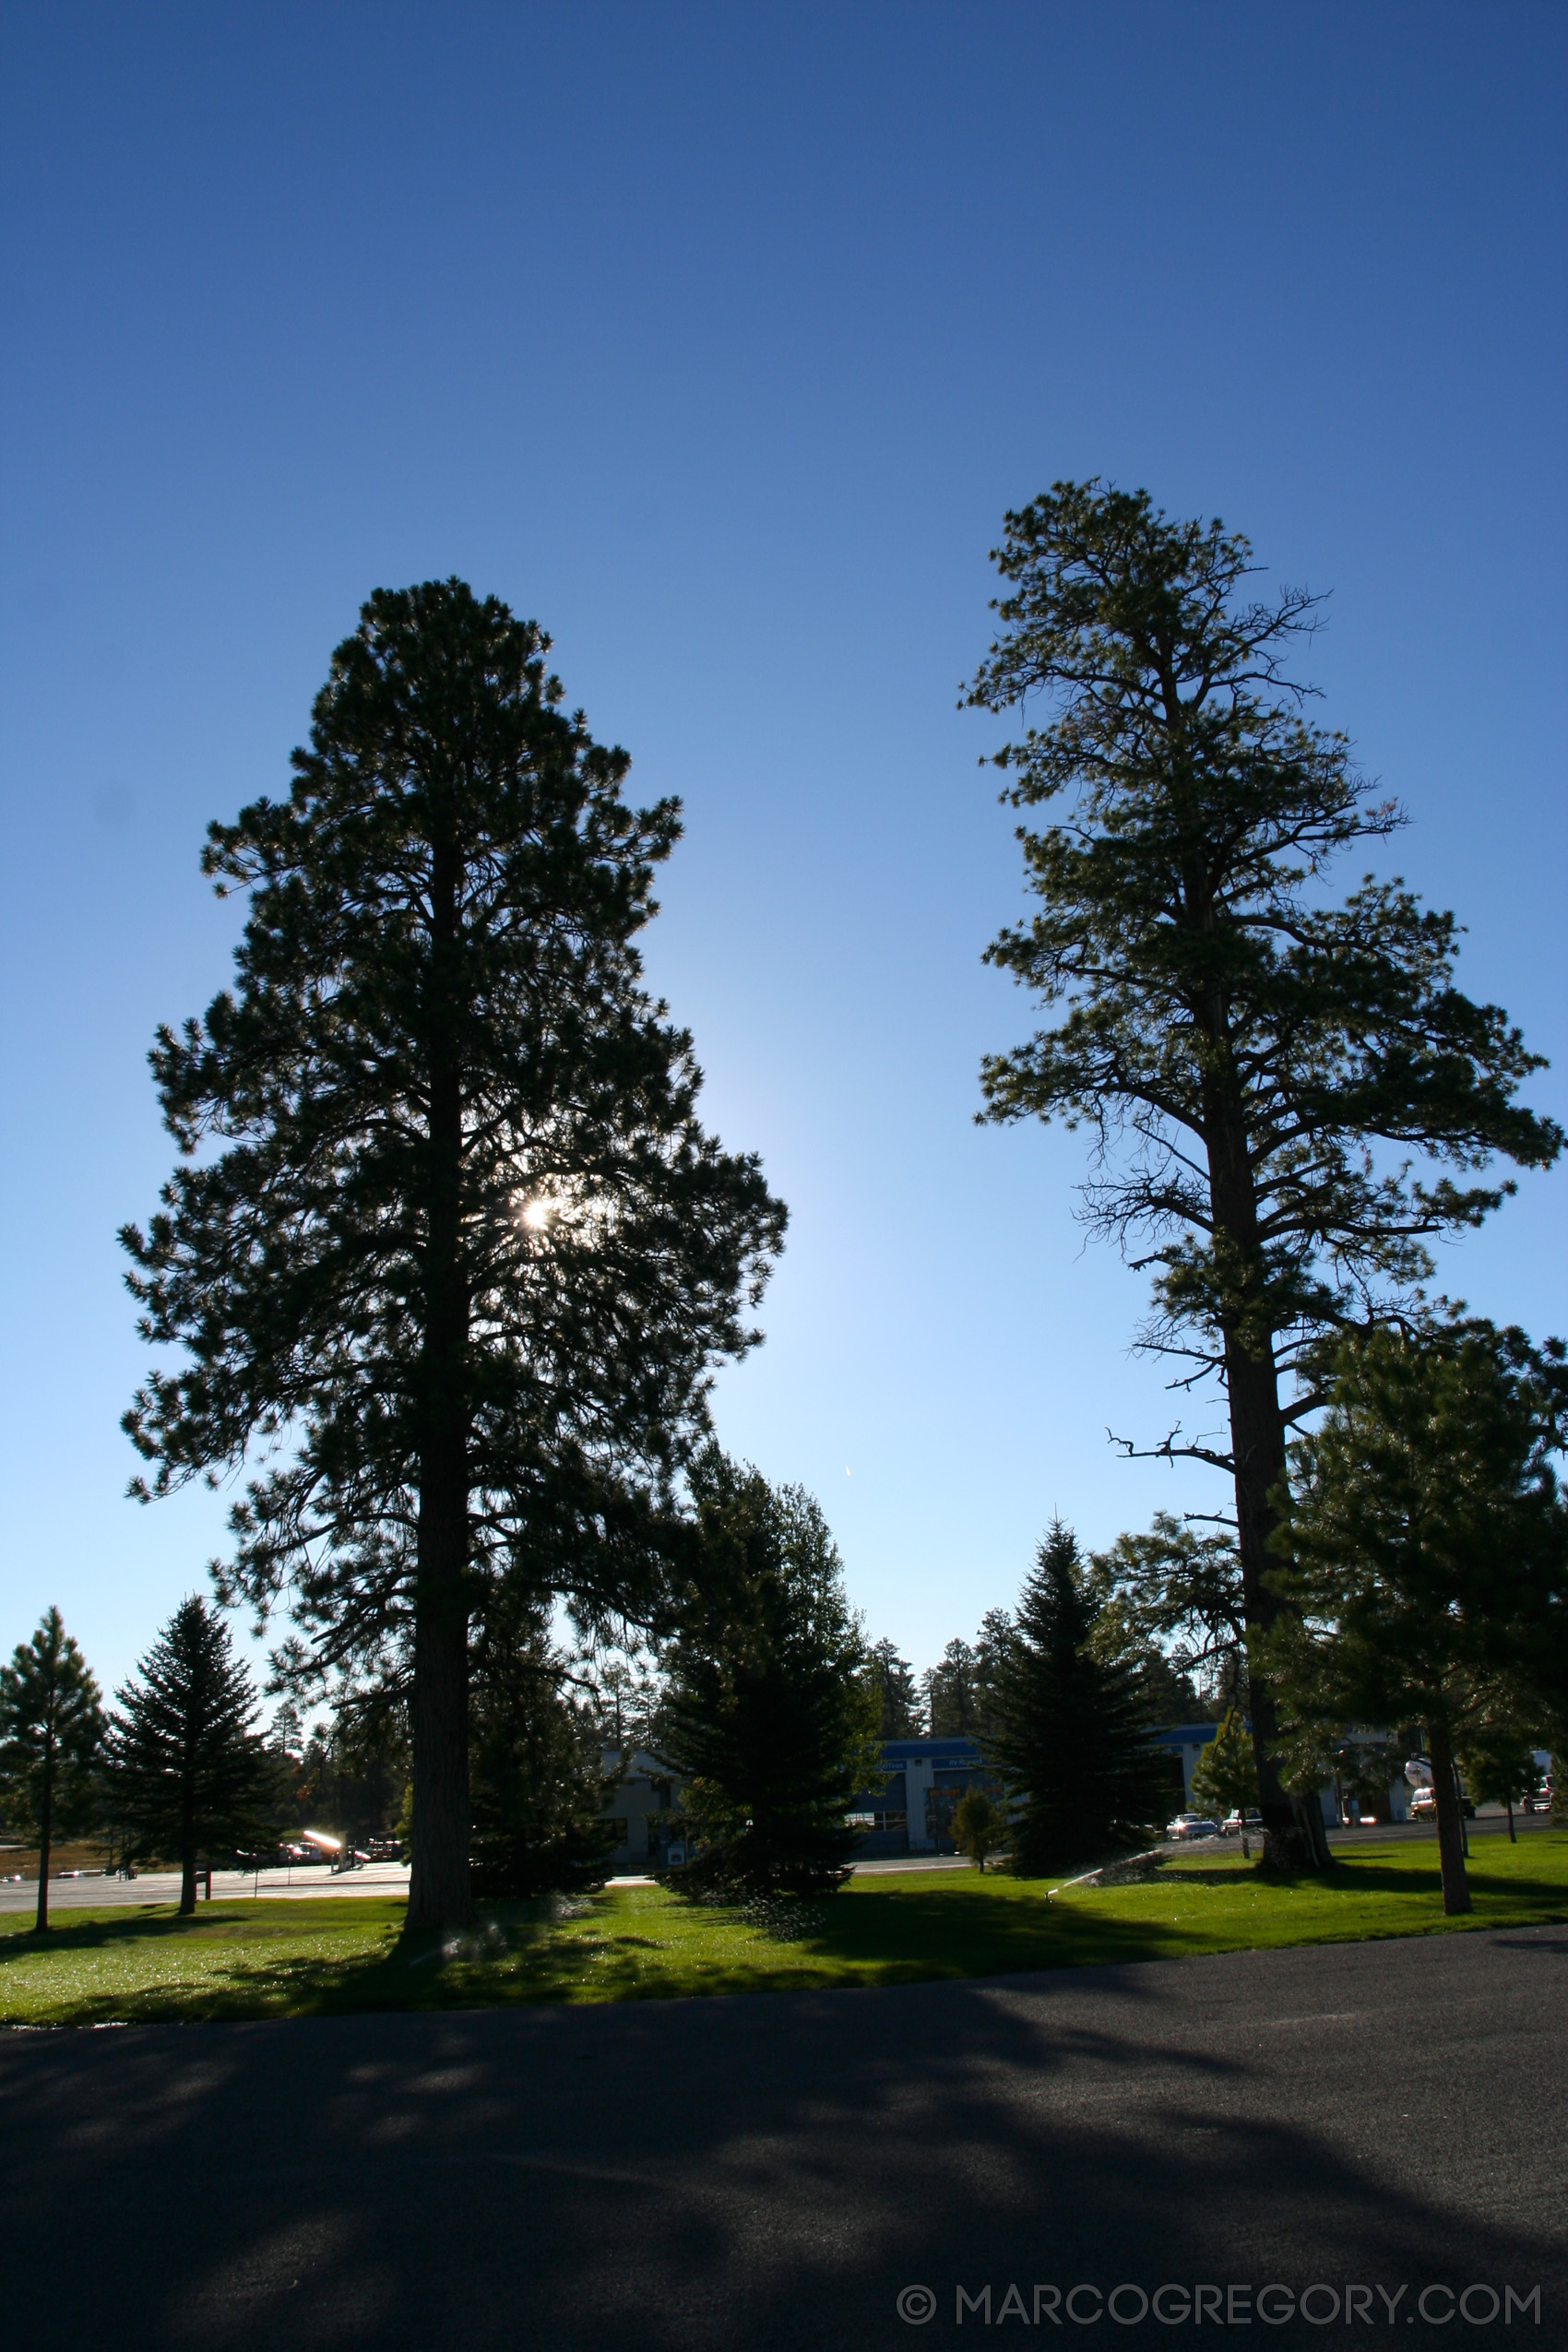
<box><xmin>122</xmin><ymin>583</ymin><xmax>786</xmax><ymax>1930</ymax></box>
<box><xmin>968</xmin><ymin>483</ymin><xmax>1561</xmax><ymax>1866</ymax></box>
<box><xmin>0</xmin><ymin>1610</ymin><xmax>104</xmax><ymax>1933</ymax></box>
<box><xmin>988</xmin><ymin>1521</ymin><xmax>1172</xmax><ymax>1875</ymax></box>
<box><xmin>867</xmin><ymin>1639</ymin><xmax>921</xmax><ymax>1738</ymax></box>
<box><xmin>661</xmin><ymin>1455</ymin><xmax>881</xmax><ymax>1895</ymax></box>
<box><xmin>109</xmin><ymin>1597</ymin><xmax>271</xmax><ymax>1914</ymax></box>
<box><xmin>922</xmin><ymin>1638</ymin><xmax>980</xmax><ymax>1737</ymax></box>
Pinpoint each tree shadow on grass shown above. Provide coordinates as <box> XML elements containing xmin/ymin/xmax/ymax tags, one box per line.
<box><xmin>0</xmin><ymin>1898</ymin><xmax>586</xmax><ymax>2027</ymax></box>
<box><xmin>1289</xmin><ymin>1858</ymin><xmax>1568</xmax><ymax>1905</ymax></box>
<box><xmin>704</xmin><ymin>1882</ymin><xmax>1230</xmax><ymax>1980</ymax></box>
<box><xmin>7</xmin><ymin>1858</ymin><xmax>1564</xmax><ymax>2030</ymax></box>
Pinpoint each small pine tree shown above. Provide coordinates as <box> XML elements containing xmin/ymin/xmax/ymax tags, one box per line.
<box><xmin>662</xmin><ymin>1454</ymin><xmax>881</xmax><ymax>1896</ymax></box>
<box><xmin>988</xmin><ymin>1521</ymin><xmax>1172</xmax><ymax>1876</ymax></box>
<box><xmin>0</xmin><ymin>1610</ymin><xmax>105</xmax><ymax>1933</ymax></box>
<box><xmin>950</xmin><ymin>1788</ymin><xmax>1004</xmax><ymax>1871</ymax></box>
<box><xmin>1191</xmin><ymin>1708</ymin><xmax>1261</xmax><ymax>1854</ymax></box>
<box><xmin>109</xmin><ymin>1596</ymin><xmax>271</xmax><ymax>1913</ymax></box>
<box><xmin>1459</xmin><ymin>1720</ymin><xmax>1542</xmax><ymax>1844</ymax></box>
<box><xmin>1270</xmin><ymin>1316</ymin><xmax>1568</xmax><ymax>1916</ymax></box>
<box><xmin>468</xmin><ymin>1592</ymin><xmax>618</xmax><ymax>1897</ymax></box>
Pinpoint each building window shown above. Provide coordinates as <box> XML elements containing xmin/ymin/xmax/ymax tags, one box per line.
<box><xmin>601</xmin><ymin>1820</ymin><xmax>629</xmax><ymax>1847</ymax></box>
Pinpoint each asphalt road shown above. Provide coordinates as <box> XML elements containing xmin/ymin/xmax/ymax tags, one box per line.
<box><xmin>4</xmin><ymin>1814</ymin><xmax>1550</xmax><ymax>1912</ymax></box>
<box><xmin>0</xmin><ymin>1861</ymin><xmax>414</xmax><ymax>1914</ymax></box>
<box><xmin>4</xmin><ymin>1925</ymin><xmax>1562</xmax><ymax>2351</ymax></box>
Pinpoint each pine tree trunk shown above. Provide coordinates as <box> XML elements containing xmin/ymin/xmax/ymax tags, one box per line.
<box><xmin>180</xmin><ymin>1764</ymin><xmax>196</xmax><ymax>1917</ymax></box>
<box><xmin>33</xmin><ymin>1746</ymin><xmax>53</xmax><ymax>1934</ymax></box>
<box><xmin>406</xmin><ymin>829</ymin><xmax>475</xmax><ymax>1935</ymax></box>
<box><xmin>1204</xmin><ymin>1092</ymin><xmax>1330</xmax><ymax>1873</ymax></box>
<box><xmin>408</xmin><ymin>1453</ymin><xmax>473</xmax><ymax>1930</ymax></box>
<box><xmin>1427</xmin><ymin>1718</ymin><xmax>1471</xmax><ymax>1915</ymax></box>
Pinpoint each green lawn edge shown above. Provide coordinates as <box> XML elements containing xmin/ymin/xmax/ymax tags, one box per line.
<box><xmin>3</xmin><ymin>1835</ymin><xmax>1564</xmax><ymax>2030</ymax></box>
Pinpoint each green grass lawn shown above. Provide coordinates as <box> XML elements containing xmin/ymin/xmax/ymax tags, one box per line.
<box><xmin>4</xmin><ymin>1835</ymin><xmax>1564</xmax><ymax>2029</ymax></box>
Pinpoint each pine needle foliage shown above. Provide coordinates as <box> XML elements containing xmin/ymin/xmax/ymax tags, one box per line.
<box><xmin>468</xmin><ymin>1589</ymin><xmax>619</xmax><ymax>1898</ymax></box>
<box><xmin>949</xmin><ymin>1788</ymin><xmax>1005</xmax><ymax>1871</ymax></box>
<box><xmin>967</xmin><ymin>481</ymin><xmax>1561</xmax><ymax>1865</ymax></box>
<box><xmin>922</xmin><ymin>1616</ymin><xmax>1014</xmax><ymax>1742</ymax></box>
<box><xmin>120</xmin><ymin>582</ymin><xmax>786</xmax><ymax>1930</ymax></box>
<box><xmin>1268</xmin><ymin>1316</ymin><xmax>1568</xmax><ymax>1914</ymax></box>
<box><xmin>867</xmin><ymin>1639</ymin><xmax>922</xmax><ymax>1739</ymax></box>
<box><xmin>1457</xmin><ymin>1716</ymin><xmax>1540</xmax><ymax>1843</ymax></box>
<box><xmin>662</xmin><ymin>1455</ymin><xmax>881</xmax><ymax>1896</ymax></box>
<box><xmin>0</xmin><ymin>1610</ymin><xmax>104</xmax><ymax>1933</ymax></box>
<box><xmin>988</xmin><ymin>1520</ymin><xmax>1173</xmax><ymax>1876</ymax></box>
<box><xmin>1190</xmin><ymin>1707</ymin><xmax>1260</xmax><ymax>1850</ymax></box>
<box><xmin>109</xmin><ymin>1597</ymin><xmax>271</xmax><ymax>1915</ymax></box>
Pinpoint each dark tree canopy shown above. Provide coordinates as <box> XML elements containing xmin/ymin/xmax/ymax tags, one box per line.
<box><xmin>867</xmin><ymin>1638</ymin><xmax>922</xmax><ymax>1739</ymax></box>
<box><xmin>921</xmin><ymin>1615</ymin><xmax>1014</xmax><ymax>1742</ymax></box>
<box><xmin>109</xmin><ymin>1596</ymin><xmax>271</xmax><ymax>1915</ymax></box>
<box><xmin>1268</xmin><ymin>1316</ymin><xmax>1568</xmax><ymax>1913</ymax></box>
<box><xmin>987</xmin><ymin>1521</ymin><xmax>1173</xmax><ymax>1875</ymax></box>
<box><xmin>921</xmin><ymin>1638</ymin><xmax>980</xmax><ymax>1738</ymax></box>
<box><xmin>968</xmin><ymin>481</ymin><xmax>1560</xmax><ymax>1865</ymax></box>
<box><xmin>122</xmin><ymin>582</ymin><xmax>786</xmax><ymax>1930</ymax></box>
<box><xmin>1089</xmin><ymin>1515</ymin><xmax>1246</xmax><ymax>1701</ymax></box>
<box><xmin>1458</xmin><ymin>1721</ymin><xmax>1540</xmax><ymax>1841</ymax></box>
<box><xmin>949</xmin><ymin>1788</ymin><xmax>1005</xmax><ymax>1871</ymax></box>
<box><xmin>0</xmin><ymin>1609</ymin><xmax>104</xmax><ymax>1934</ymax></box>
<box><xmin>468</xmin><ymin>1586</ymin><xmax>618</xmax><ymax>1898</ymax></box>
<box><xmin>660</xmin><ymin>1455</ymin><xmax>881</xmax><ymax>1896</ymax></box>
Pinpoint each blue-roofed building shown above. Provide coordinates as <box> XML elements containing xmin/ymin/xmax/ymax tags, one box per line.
<box><xmin>847</xmin><ymin>1737</ymin><xmax>1002</xmax><ymax>1858</ymax></box>
<box><xmin>849</xmin><ymin>1723</ymin><xmax>1413</xmax><ymax>1856</ymax></box>
<box><xmin>1158</xmin><ymin>1724</ymin><xmax>1229</xmax><ymax>1810</ymax></box>
<box><xmin>597</xmin><ymin>1719</ymin><xmax>1415</xmax><ymax>1871</ymax></box>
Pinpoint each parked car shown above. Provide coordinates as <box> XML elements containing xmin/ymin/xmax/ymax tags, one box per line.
<box><xmin>1167</xmin><ymin>1812</ymin><xmax>1222</xmax><ymax>1842</ymax></box>
<box><xmin>1222</xmin><ymin>1810</ymin><xmax>1263</xmax><ymax>1836</ymax></box>
<box><xmin>1408</xmin><ymin>1785</ymin><xmax>1476</xmax><ymax>1821</ymax></box>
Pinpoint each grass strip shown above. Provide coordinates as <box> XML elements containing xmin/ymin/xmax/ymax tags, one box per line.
<box><xmin>3</xmin><ymin>1834</ymin><xmax>1563</xmax><ymax>2028</ymax></box>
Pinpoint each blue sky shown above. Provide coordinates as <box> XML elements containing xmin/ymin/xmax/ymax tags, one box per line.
<box><xmin>2</xmin><ymin>2</ymin><xmax>1564</xmax><ymax>1698</ymax></box>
